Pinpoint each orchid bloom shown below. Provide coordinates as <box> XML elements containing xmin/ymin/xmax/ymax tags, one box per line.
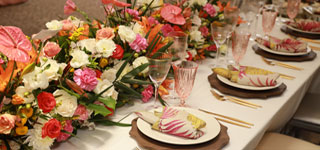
<box><xmin>160</xmin><ymin>4</ymin><xmax>186</xmax><ymax>25</ymax></box>
<box><xmin>101</xmin><ymin>0</ymin><xmax>131</xmax><ymax>7</ymax></box>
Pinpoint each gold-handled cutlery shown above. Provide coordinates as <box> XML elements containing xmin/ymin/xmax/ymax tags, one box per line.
<box><xmin>309</xmin><ymin>45</ymin><xmax>320</xmax><ymax>51</ymax></box>
<box><xmin>210</xmin><ymin>89</ymin><xmax>262</xmax><ymax>109</ymax></box>
<box><xmin>299</xmin><ymin>38</ymin><xmax>320</xmax><ymax>45</ymax></box>
<box><xmin>278</xmin><ymin>73</ymin><xmax>295</xmax><ymax>80</ymax></box>
<box><xmin>199</xmin><ymin>109</ymin><xmax>254</xmax><ymax>128</ymax></box>
<box><xmin>261</xmin><ymin>57</ymin><xmax>303</xmax><ymax>71</ymax></box>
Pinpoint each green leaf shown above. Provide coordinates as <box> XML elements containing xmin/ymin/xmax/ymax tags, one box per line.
<box><xmin>141</xmin><ymin>0</ymin><xmax>155</xmax><ymax>16</ymax></box>
<box><xmin>151</xmin><ymin>41</ymin><xmax>173</xmax><ymax>58</ymax></box>
<box><xmin>61</xmin><ymin>130</ymin><xmax>77</xmax><ymax>137</ymax></box>
<box><xmin>145</xmin><ymin>30</ymin><xmax>151</xmax><ymax>39</ymax></box>
<box><xmin>96</xmin><ymin>84</ymin><xmax>113</xmax><ymax>99</ymax></box>
<box><xmin>121</xmin><ymin>78</ymin><xmax>152</xmax><ymax>85</ymax></box>
<box><xmin>87</xmin><ymin>104</ymin><xmax>112</xmax><ymax>116</ymax></box>
<box><xmin>122</xmin><ymin>63</ymin><xmax>149</xmax><ymax>79</ymax></box>
<box><xmin>146</xmin><ymin>33</ymin><xmax>160</xmax><ymax>52</ymax></box>
<box><xmin>148</xmin><ymin>34</ymin><xmax>161</xmax><ymax>53</ymax></box>
<box><xmin>159</xmin><ymin>94</ymin><xmax>167</xmax><ymax>106</ymax></box>
<box><xmin>115</xmin><ymin>52</ymin><xmax>134</xmax><ymax>81</ymax></box>
<box><xmin>91</xmin><ymin>119</ymin><xmax>131</xmax><ymax>127</ymax></box>
<box><xmin>20</xmin><ymin>62</ymin><xmax>35</xmax><ymax>77</ymax></box>
<box><xmin>97</xmin><ymin>96</ymin><xmax>116</xmax><ymax>110</ymax></box>
<box><xmin>114</xmin><ymin>81</ymin><xmax>142</xmax><ymax>98</ymax></box>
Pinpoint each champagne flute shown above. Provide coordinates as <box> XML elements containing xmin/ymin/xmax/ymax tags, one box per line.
<box><xmin>262</xmin><ymin>4</ymin><xmax>278</xmax><ymax>36</ymax></box>
<box><xmin>147</xmin><ymin>52</ymin><xmax>172</xmax><ymax>108</ymax></box>
<box><xmin>224</xmin><ymin>7</ymin><xmax>240</xmax><ymax>65</ymax></box>
<box><xmin>287</xmin><ymin>0</ymin><xmax>301</xmax><ymax>21</ymax></box>
<box><xmin>232</xmin><ymin>24</ymin><xmax>251</xmax><ymax>66</ymax></box>
<box><xmin>172</xmin><ymin>60</ymin><xmax>198</xmax><ymax>107</ymax></box>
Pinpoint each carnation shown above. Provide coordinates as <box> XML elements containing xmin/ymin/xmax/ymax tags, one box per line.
<box><xmin>73</xmin><ymin>104</ymin><xmax>90</xmax><ymax>121</ymax></box>
<box><xmin>204</xmin><ymin>3</ymin><xmax>217</xmax><ymax>17</ymax></box>
<box><xmin>141</xmin><ymin>85</ymin><xmax>154</xmax><ymax>103</ymax></box>
<box><xmin>70</xmin><ymin>50</ymin><xmax>90</xmax><ymax>68</ymax></box>
<box><xmin>125</xmin><ymin>8</ymin><xmax>140</xmax><ymax>20</ymax></box>
<box><xmin>132</xmin><ymin>56</ymin><xmax>149</xmax><ymax>74</ymax></box>
<box><xmin>118</xmin><ymin>25</ymin><xmax>136</xmax><ymax>43</ymax></box>
<box><xmin>101</xmin><ymin>68</ymin><xmax>117</xmax><ymax>82</ymax></box>
<box><xmin>56</xmin><ymin>120</ymin><xmax>73</xmax><ymax>142</ymax></box>
<box><xmin>133</xmin><ymin>22</ymin><xmax>145</xmax><ymax>37</ymax></box>
<box><xmin>73</xmin><ymin>68</ymin><xmax>98</xmax><ymax>91</ymax></box>
<box><xmin>53</xmin><ymin>90</ymin><xmax>78</xmax><ymax>117</ymax></box>
<box><xmin>96</xmin><ymin>39</ymin><xmax>116</xmax><ymax>58</ymax></box>
<box><xmin>192</xmin><ymin>11</ymin><xmax>202</xmax><ymax>27</ymax></box>
<box><xmin>129</xmin><ymin>34</ymin><xmax>148</xmax><ymax>53</ymax></box>
<box><xmin>45</xmin><ymin>20</ymin><xmax>63</xmax><ymax>30</ymax></box>
<box><xmin>22</xmin><ymin>67</ymin><xmax>49</xmax><ymax>90</ymax></box>
<box><xmin>199</xmin><ymin>26</ymin><xmax>209</xmax><ymax>37</ymax></box>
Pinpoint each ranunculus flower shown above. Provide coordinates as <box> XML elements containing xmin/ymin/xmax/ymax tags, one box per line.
<box><xmin>64</xmin><ymin>0</ymin><xmax>77</xmax><ymax>15</ymax></box>
<box><xmin>73</xmin><ymin>104</ymin><xmax>90</xmax><ymax>121</ymax></box>
<box><xmin>73</xmin><ymin>68</ymin><xmax>98</xmax><ymax>91</ymax></box>
<box><xmin>42</xmin><ymin>118</ymin><xmax>61</xmax><ymax>139</ymax></box>
<box><xmin>101</xmin><ymin>0</ymin><xmax>131</xmax><ymax>7</ymax></box>
<box><xmin>160</xmin><ymin>4</ymin><xmax>186</xmax><ymax>25</ymax></box>
<box><xmin>96</xmin><ymin>27</ymin><xmax>115</xmax><ymax>40</ymax></box>
<box><xmin>141</xmin><ymin>85</ymin><xmax>154</xmax><ymax>103</ymax></box>
<box><xmin>37</xmin><ymin>92</ymin><xmax>56</xmax><ymax>113</ymax></box>
<box><xmin>56</xmin><ymin>120</ymin><xmax>73</xmax><ymax>142</ymax></box>
<box><xmin>204</xmin><ymin>3</ymin><xmax>217</xmax><ymax>17</ymax></box>
<box><xmin>148</xmin><ymin>17</ymin><xmax>159</xmax><ymax>26</ymax></box>
<box><xmin>53</xmin><ymin>90</ymin><xmax>78</xmax><ymax>117</ymax></box>
<box><xmin>129</xmin><ymin>34</ymin><xmax>148</xmax><ymax>53</ymax></box>
<box><xmin>96</xmin><ymin>39</ymin><xmax>116</xmax><ymax>58</ymax></box>
<box><xmin>0</xmin><ymin>114</ymin><xmax>16</xmax><ymax>134</ymax></box>
<box><xmin>112</xmin><ymin>44</ymin><xmax>124</xmax><ymax>59</ymax></box>
<box><xmin>61</xmin><ymin>19</ymin><xmax>74</xmax><ymax>31</ymax></box>
<box><xmin>125</xmin><ymin>8</ymin><xmax>140</xmax><ymax>20</ymax></box>
<box><xmin>43</xmin><ymin>42</ymin><xmax>61</xmax><ymax>57</ymax></box>
<box><xmin>199</xmin><ymin>26</ymin><xmax>209</xmax><ymax>37</ymax></box>
<box><xmin>161</xmin><ymin>24</ymin><xmax>174</xmax><ymax>37</ymax></box>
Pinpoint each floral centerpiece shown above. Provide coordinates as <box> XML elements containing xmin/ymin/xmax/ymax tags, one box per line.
<box><xmin>0</xmin><ymin>0</ymin><xmax>173</xmax><ymax>149</ymax></box>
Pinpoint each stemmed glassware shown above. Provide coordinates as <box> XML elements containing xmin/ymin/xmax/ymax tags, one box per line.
<box><xmin>147</xmin><ymin>52</ymin><xmax>172</xmax><ymax>108</ymax></box>
<box><xmin>232</xmin><ymin>24</ymin><xmax>251</xmax><ymax>66</ymax></box>
<box><xmin>172</xmin><ymin>60</ymin><xmax>199</xmax><ymax>107</ymax></box>
<box><xmin>262</xmin><ymin>4</ymin><xmax>278</xmax><ymax>36</ymax></box>
<box><xmin>167</xmin><ymin>31</ymin><xmax>188</xmax><ymax>61</ymax></box>
<box><xmin>287</xmin><ymin>0</ymin><xmax>301</xmax><ymax>21</ymax></box>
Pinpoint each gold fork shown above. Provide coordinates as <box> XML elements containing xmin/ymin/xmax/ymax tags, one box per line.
<box><xmin>261</xmin><ymin>56</ymin><xmax>303</xmax><ymax>71</ymax></box>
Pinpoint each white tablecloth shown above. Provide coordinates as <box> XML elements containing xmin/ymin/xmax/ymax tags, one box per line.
<box><xmin>54</xmin><ymin>18</ymin><xmax>320</xmax><ymax>150</ymax></box>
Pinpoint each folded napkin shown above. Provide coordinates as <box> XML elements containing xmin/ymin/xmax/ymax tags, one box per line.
<box><xmin>255</xmin><ymin>36</ymin><xmax>308</xmax><ymax>53</ymax></box>
<box><xmin>213</xmin><ymin>65</ymin><xmax>280</xmax><ymax>87</ymax></box>
<box><xmin>286</xmin><ymin>19</ymin><xmax>320</xmax><ymax>32</ymax></box>
<box><xmin>135</xmin><ymin>107</ymin><xmax>206</xmax><ymax>139</ymax></box>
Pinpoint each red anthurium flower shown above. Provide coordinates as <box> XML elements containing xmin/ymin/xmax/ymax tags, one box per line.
<box><xmin>101</xmin><ymin>0</ymin><xmax>131</xmax><ymax>7</ymax></box>
<box><xmin>160</xmin><ymin>4</ymin><xmax>186</xmax><ymax>25</ymax></box>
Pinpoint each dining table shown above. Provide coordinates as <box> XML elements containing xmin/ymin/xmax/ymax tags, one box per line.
<box><xmin>53</xmin><ymin>16</ymin><xmax>320</xmax><ymax>150</ymax></box>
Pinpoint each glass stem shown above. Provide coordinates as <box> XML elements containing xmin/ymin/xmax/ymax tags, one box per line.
<box><xmin>153</xmin><ymin>84</ymin><xmax>159</xmax><ymax>108</ymax></box>
<box><xmin>180</xmin><ymin>97</ymin><xmax>185</xmax><ymax>106</ymax></box>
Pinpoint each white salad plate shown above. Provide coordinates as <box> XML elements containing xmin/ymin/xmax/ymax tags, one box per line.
<box><xmin>255</xmin><ymin>42</ymin><xmax>311</xmax><ymax>56</ymax></box>
<box><xmin>286</xmin><ymin>24</ymin><xmax>320</xmax><ymax>35</ymax></box>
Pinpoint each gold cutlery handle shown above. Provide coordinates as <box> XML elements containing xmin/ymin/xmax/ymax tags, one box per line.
<box><xmin>227</xmin><ymin>98</ymin><xmax>258</xmax><ymax>109</ymax></box>
<box><xmin>199</xmin><ymin>109</ymin><xmax>254</xmax><ymax>126</ymax></box>
<box><xmin>226</xmin><ymin>96</ymin><xmax>262</xmax><ymax>108</ymax></box>
<box><xmin>279</xmin><ymin>73</ymin><xmax>295</xmax><ymax>80</ymax></box>
<box><xmin>215</xmin><ymin>117</ymin><xmax>251</xmax><ymax>128</ymax></box>
<box><xmin>275</xmin><ymin>62</ymin><xmax>303</xmax><ymax>71</ymax></box>
<box><xmin>300</xmin><ymin>38</ymin><xmax>320</xmax><ymax>45</ymax></box>
<box><xmin>309</xmin><ymin>45</ymin><xmax>320</xmax><ymax>51</ymax></box>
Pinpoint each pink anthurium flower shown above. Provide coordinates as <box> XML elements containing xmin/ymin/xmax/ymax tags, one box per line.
<box><xmin>64</xmin><ymin>0</ymin><xmax>77</xmax><ymax>15</ymax></box>
<box><xmin>101</xmin><ymin>0</ymin><xmax>131</xmax><ymax>7</ymax></box>
<box><xmin>160</xmin><ymin>4</ymin><xmax>186</xmax><ymax>25</ymax></box>
<box><xmin>0</xmin><ymin>26</ymin><xmax>32</xmax><ymax>62</ymax></box>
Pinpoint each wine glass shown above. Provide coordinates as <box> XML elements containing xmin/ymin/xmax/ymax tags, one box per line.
<box><xmin>167</xmin><ymin>31</ymin><xmax>188</xmax><ymax>61</ymax></box>
<box><xmin>147</xmin><ymin>52</ymin><xmax>172</xmax><ymax>108</ymax></box>
<box><xmin>232</xmin><ymin>24</ymin><xmax>251</xmax><ymax>66</ymax></box>
<box><xmin>287</xmin><ymin>0</ymin><xmax>301</xmax><ymax>21</ymax></box>
<box><xmin>172</xmin><ymin>60</ymin><xmax>199</xmax><ymax>107</ymax></box>
<box><xmin>262</xmin><ymin>4</ymin><xmax>278</xmax><ymax>36</ymax></box>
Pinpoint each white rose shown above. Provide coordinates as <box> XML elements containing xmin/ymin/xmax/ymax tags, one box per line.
<box><xmin>93</xmin><ymin>79</ymin><xmax>116</xmax><ymax>98</ymax></box>
<box><xmin>15</xmin><ymin>86</ymin><xmax>34</xmax><ymax>104</ymax></box>
<box><xmin>101</xmin><ymin>68</ymin><xmax>117</xmax><ymax>82</ymax></box>
<box><xmin>67</xmin><ymin>16</ymin><xmax>83</xmax><ymax>27</ymax></box>
<box><xmin>70</xmin><ymin>50</ymin><xmax>90</xmax><ymax>68</ymax></box>
<box><xmin>96</xmin><ymin>39</ymin><xmax>116</xmax><ymax>58</ymax></box>
<box><xmin>192</xmin><ymin>12</ymin><xmax>202</xmax><ymax>27</ymax></box>
<box><xmin>190</xmin><ymin>27</ymin><xmax>204</xmax><ymax>42</ymax></box>
<box><xmin>118</xmin><ymin>25</ymin><xmax>136</xmax><ymax>43</ymax></box>
<box><xmin>189</xmin><ymin>0</ymin><xmax>207</xmax><ymax>6</ymax></box>
<box><xmin>40</xmin><ymin>58</ymin><xmax>66</xmax><ymax>81</ymax></box>
<box><xmin>45</xmin><ymin>20</ymin><xmax>63</xmax><ymax>30</ymax></box>
<box><xmin>133</xmin><ymin>23</ymin><xmax>145</xmax><ymax>37</ymax></box>
<box><xmin>132</xmin><ymin>56</ymin><xmax>149</xmax><ymax>74</ymax></box>
<box><xmin>22</xmin><ymin>67</ymin><xmax>49</xmax><ymax>90</ymax></box>
<box><xmin>78</xmin><ymin>38</ymin><xmax>97</xmax><ymax>53</ymax></box>
<box><xmin>53</xmin><ymin>90</ymin><xmax>78</xmax><ymax>117</ymax></box>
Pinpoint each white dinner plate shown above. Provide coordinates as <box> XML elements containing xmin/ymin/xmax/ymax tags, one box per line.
<box><xmin>255</xmin><ymin>43</ymin><xmax>311</xmax><ymax>56</ymax></box>
<box><xmin>286</xmin><ymin>24</ymin><xmax>320</xmax><ymax>35</ymax></box>
<box><xmin>217</xmin><ymin>74</ymin><xmax>282</xmax><ymax>91</ymax></box>
<box><xmin>136</xmin><ymin>107</ymin><xmax>221</xmax><ymax>145</ymax></box>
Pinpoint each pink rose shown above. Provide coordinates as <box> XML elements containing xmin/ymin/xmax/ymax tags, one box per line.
<box><xmin>141</xmin><ymin>85</ymin><xmax>154</xmax><ymax>103</ymax></box>
<box><xmin>64</xmin><ymin>0</ymin><xmax>77</xmax><ymax>15</ymax></box>
<box><xmin>204</xmin><ymin>4</ymin><xmax>217</xmax><ymax>17</ymax></box>
<box><xmin>125</xmin><ymin>8</ymin><xmax>140</xmax><ymax>20</ymax></box>
<box><xmin>73</xmin><ymin>104</ymin><xmax>90</xmax><ymax>121</ymax></box>
<box><xmin>129</xmin><ymin>34</ymin><xmax>148</xmax><ymax>53</ymax></box>
<box><xmin>199</xmin><ymin>26</ymin><xmax>209</xmax><ymax>37</ymax></box>
<box><xmin>96</xmin><ymin>27</ymin><xmax>115</xmax><ymax>40</ymax></box>
<box><xmin>62</xmin><ymin>20</ymin><xmax>74</xmax><ymax>31</ymax></box>
<box><xmin>0</xmin><ymin>114</ymin><xmax>16</xmax><ymax>134</ymax></box>
<box><xmin>56</xmin><ymin>120</ymin><xmax>73</xmax><ymax>142</ymax></box>
<box><xmin>73</xmin><ymin>68</ymin><xmax>98</xmax><ymax>91</ymax></box>
<box><xmin>43</xmin><ymin>42</ymin><xmax>61</xmax><ymax>57</ymax></box>
<box><xmin>161</xmin><ymin>24</ymin><xmax>174</xmax><ymax>37</ymax></box>
<box><xmin>148</xmin><ymin>17</ymin><xmax>159</xmax><ymax>27</ymax></box>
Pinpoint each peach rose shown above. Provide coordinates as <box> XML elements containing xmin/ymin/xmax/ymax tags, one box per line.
<box><xmin>62</xmin><ymin>19</ymin><xmax>74</xmax><ymax>31</ymax></box>
<box><xmin>96</xmin><ymin>27</ymin><xmax>115</xmax><ymax>40</ymax></box>
<box><xmin>0</xmin><ymin>114</ymin><xmax>16</xmax><ymax>134</ymax></box>
<box><xmin>43</xmin><ymin>42</ymin><xmax>61</xmax><ymax>57</ymax></box>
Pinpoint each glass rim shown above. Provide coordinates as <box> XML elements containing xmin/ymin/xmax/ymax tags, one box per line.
<box><xmin>172</xmin><ymin>60</ymin><xmax>199</xmax><ymax>69</ymax></box>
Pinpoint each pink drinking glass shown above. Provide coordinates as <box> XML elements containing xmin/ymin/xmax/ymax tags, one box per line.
<box><xmin>262</xmin><ymin>5</ymin><xmax>278</xmax><ymax>35</ymax></box>
<box><xmin>287</xmin><ymin>0</ymin><xmax>301</xmax><ymax>20</ymax></box>
<box><xmin>172</xmin><ymin>60</ymin><xmax>199</xmax><ymax>107</ymax></box>
<box><xmin>232</xmin><ymin>25</ymin><xmax>251</xmax><ymax>66</ymax></box>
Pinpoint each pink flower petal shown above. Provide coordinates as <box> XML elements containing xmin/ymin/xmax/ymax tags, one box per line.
<box><xmin>101</xmin><ymin>0</ymin><xmax>131</xmax><ymax>7</ymax></box>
